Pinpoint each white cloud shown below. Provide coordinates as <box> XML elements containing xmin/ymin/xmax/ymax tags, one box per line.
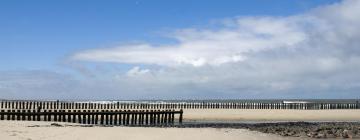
<box><xmin>66</xmin><ymin>0</ymin><xmax>360</xmax><ymax>98</ymax></box>
<box><xmin>72</xmin><ymin>0</ymin><xmax>360</xmax><ymax>69</ymax></box>
<box><xmin>126</xmin><ymin>66</ymin><xmax>150</xmax><ymax>77</ymax></box>
<box><xmin>3</xmin><ymin>0</ymin><xmax>360</xmax><ymax>99</ymax></box>
<box><xmin>72</xmin><ymin>16</ymin><xmax>309</xmax><ymax>67</ymax></box>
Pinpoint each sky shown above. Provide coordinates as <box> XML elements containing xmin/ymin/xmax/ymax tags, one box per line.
<box><xmin>1</xmin><ymin>0</ymin><xmax>360</xmax><ymax>100</ymax></box>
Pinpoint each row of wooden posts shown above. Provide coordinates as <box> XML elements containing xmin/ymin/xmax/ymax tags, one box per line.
<box><xmin>0</xmin><ymin>100</ymin><xmax>359</xmax><ymax>110</ymax></box>
<box><xmin>0</xmin><ymin>109</ymin><xmax>183</xmax><ymax>126</ymax></box>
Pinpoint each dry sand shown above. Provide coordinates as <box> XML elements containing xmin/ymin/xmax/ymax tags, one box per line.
<box><xmin>0</xmin><ymin>121</ymin><xmax>297</xmax><ymax>140</ymax></box>
<box><xmin>183</xmin><ymin>109</ymin><xmax>360</xmax><ymax>122</ymax></box>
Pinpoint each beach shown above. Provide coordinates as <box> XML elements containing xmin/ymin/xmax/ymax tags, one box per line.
<box><xmin>1</xmin><ymin>109</ymin><xmax>360</xmax><ymax>139</ymax></box>
<box><xmin>0</xmin><ymin>121</ymin><xmax>296</xmax><ymax>140</ymax></box>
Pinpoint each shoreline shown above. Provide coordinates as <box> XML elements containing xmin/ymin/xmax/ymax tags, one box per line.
<box><xmin>1</xmin><ymin>109</ymin><xmax>360</xmax><ymax>139</ymax></box>
<box><xmin>1</xmin><ymin>120</ymin><xmax>360</xmax><ymax>139</ymax></box>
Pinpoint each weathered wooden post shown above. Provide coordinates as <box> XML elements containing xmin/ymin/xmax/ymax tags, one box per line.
<box><xmin>164</xmin><ymin>110</ymin><xmax>168</xmax><ymax>124</ymax></box>
<box><xmin>6</xmin><ymin>110</ymin><xmax>10</xmax><ymax>120</ymax></box>
<box><xmin>109</xmin><ymin>110</ymin><xmax>113</xmax><ymax>125</ymax></box>
<box><xmin>16</xmin><ymin>110</ymin><xmax>20</xmax><ymax>120</ymax></box>
<box><xmin>140</xmin><ymin>110</ymin><xmax>144</xmax><ymax>125</ymax></box>
<box><xmin>43</xmin><ymin>110</ymin><xmax>48</xmax><ymax>121</ymax></box>
<box><xmin>145</xmin><ymin>110</ymin><xmax>149</xmax><ymax>125</ymax></box>
<box><xmin>166</xmin><ymin>111</ymin><xmax>170</xmax><ymax>124</ymax></box>
<box><xmin>179</xmin><ymin>109</ymin><xmax>183</xmax><ymax>124</ymax></box>
<box><xmin>0</xmin><ymin>110</ymin><xmax>4</xmax><ymax>120</ymax></box>
<box><xmin>71</xmin><ymin>110</ymin><xmax>75</xmax><ymax>123</ymax></box>
<box><xmin>105</xmin><ymin>110</ymin><xmax>109</xmax><ymax>125</ymax></box>
<box><xmin>21</xmin><ymin>110</ymin><xmax>26</xmax><ymax>120</ymax></box>
<box><xmin>130</xmin><ymin>111</ymin><xmax>134</xmax><ymax>125</ymax></box>
<box><xmin>61</xmin><ymin>110</ymin><xmax>66</xmax><ymax>122</ymax></box>
<box><xmin>77</xmin><ymin>110</ymin><xmax>82</xmax><ymax>124</ymax></box>
<box><xmin>149</xmin><ymin>110</ymin><xmax>154</xmax><ymax>125</ymax></box>
<box><xmin>113</xmin><ymin>110</ymin><xmax>118</xmax><ymax>125</ymax></box>
<box><xmin>101</xmin><ymin>110</ymin><xmax>106</xmax><ymax>125</ymax></box>
<box><xmin>27</xmin><ymin>110</ymin><xmax>31</xmax><ymax>121</ymax></box>
<box><xmin>36</xmin><ymin>110</ymin><xmax>40</xmax><ymax>121</ymax></box>
<box><xmin>91</xmin><ymin>110</ymin><xmax>95</xmax><ymax>124</ymax></box>
<box><xmin>126</xmin><ymin>110</ymin><xmax>131</xmax><ymax>125</ymax></box>
<box><xmin>160</xmin><ymin>111</ymin><xmax>164</xmax><ymax>124</ymax></box>
<box><xmin>156</xmin><ymin>110</ymin><xmax>161</xmax><ymax>124</ymax></box>
<box><xmin>87</xmin><ymin>110</ymin><xmax>91</xmax><ymax>124</ymax></box>
<box><xmin>171</xmin><ymin>110</ymin><xmax>175</xmax><ymax>124</ymax></box>
<box><xmin>120</xmin><ymin>111</ymin><xmax>125</xmax><ymax>125</ymax></box>
<box><xmin>122</xmin><ymin>110</ymin><xmax>126</xmax><ymax>125</ymax></box>
<box><xmin>95</xmin><ymin>110</ymin><xmax>99</xmax><ymax>124</ymax></box>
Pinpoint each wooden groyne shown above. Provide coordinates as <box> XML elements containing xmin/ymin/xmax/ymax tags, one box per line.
<box><xmin>0</xmin><ymin>109</ymin><xmax>183</xmax><ymax>126</ymax></box>
<box><xmin>0</xmin><ymin>100</ymin><xmax>359</xmax><ymax>110</ymax></box>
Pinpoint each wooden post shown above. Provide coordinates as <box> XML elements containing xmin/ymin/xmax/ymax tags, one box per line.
<box><xmin>145</xmin><ymin>110</ymin><xmax>149</xmax><ymax>125</ymax></box>
<box><xmin>43</xmin><ymin>110</ymin><xmax>48</xmax><ymax>121</ymax></box>
<box><xmin>27</xmin><ymin>110</ymin><xmax>31</xmax><ymax>121</ymax></box>
<box><xmin>77</xmin><ymin>110</ymin><xmax>82</xmax><ymax>124</ymax></box>
<box><xmin>0</xmin><ymin>110</ymin><xmax>4</xmax><ymax>120</ymax></box>
<box><xmin>91</xmin><ymin>110</ymin><xmax>95</xmax><ymax>124</ymax></box>
<box><xmin>62</xmin><ymin>110</ymin><xmax>66</xmax><ymax>122</ymax></box>
<box><xmin>100</xmin><ymin>110</ymin><xmax>104</xmax><ymax>125</ymax></box>
<box><xmin>87</xmin><ymin>110</ymin><xmax>91</xmax><ymax>124</ymax></box>
<box><xmin>149</xmin><ymin>110</ymin><xmax>154</xmax><ymax>125</ymax></box>
<box><xmin>109</xmin><ymin>110</ymin><xmax>113</xmax><ymax>125</ymax></box>
<box><xmin>105</xmin><ymin>110</ymin><xmax>109</xmax><ymax>125</ymax></box>
<box><xmin>66</xmin><ymin>110</ymin><xmax>71</xmax><ymax>123</ymax></box>
<box><xmin>164</xmin><ymin>110</ymin><xmax>168</xmax><ymax>124</ymax></box>
<box><xmin>118</xmin><ymin>111</ymin><xmax>123</xmax><ymax>125</ymax></box>
<box><xmin>114</xmin><ymin>110</ymin><xmax>118</xmax><ymax>125</ymax></box>
<box><xmin>161</xmin><ymin>111</ymin><xmax>164</xmax><ymax>124</ymax></box>
<box><xmin>130</xmin><ymin>111</ymin><xmax>134</xmax><ymax>125</ymax></box>
<box><xmin>140</xmin><ymin>110</ymin><xmax>144</xmax><ymax>125</ymax></box>
<box><xmin>72</xmin><ymin>110</ymin><xmax>76</xmax><ymax>123</ymax></box>
<box><xmin>126</xmin><ymin>110</ymin><xmax>130</xmax><ymax>125</ymax></box>
<box><xmin>122</xmin><ymin>110</ymin><xmax>126</xmax><ymax>125</ymax></box>
<box><xmin>21</xmin><ymin>110</ymin><xmax>26</xmax><ymax>120</ymax></box>
<box><xmin>171</xmin><ymin>110</ymin><xmax>175</xmax><ymax>124</ymax></box>
<box><xmin>95</xmin><ymin>110</ymin><xmax>99</xmax><ymax>125</ymax></box>
<box><xmin>6</xmin><ymin>110</ymin><xmax>10</xmax><ymax>120</ymax></box>
<box><xmin>16</xmin><ymin>110</ymin><xmax>21</xmax><ymax>120</ymax></box>
<box><xmin>179</xmin><ymin>109</ymin><xmax>183</xmax><ymax>124</ymax></box>
<box><xmin>44</xmin><ymin>110</ymin><xmax>51</xmax><ymax>121</ymax></box>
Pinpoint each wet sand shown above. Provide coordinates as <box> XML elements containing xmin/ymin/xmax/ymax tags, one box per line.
<box><xmin>0</xmin><ymin>121</ymin><xmax>296</xmax><ymax>140</ymax></box>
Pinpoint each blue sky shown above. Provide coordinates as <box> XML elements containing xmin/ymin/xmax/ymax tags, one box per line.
<box><xmin>0</xmin><ymin>0</ymin><xmax>338</xmax><ymax>70</ymax></box>
<box><xmin>2</xmin><ymin>0</ymin><xmax>360</xmax><ymax>100</ymax></box>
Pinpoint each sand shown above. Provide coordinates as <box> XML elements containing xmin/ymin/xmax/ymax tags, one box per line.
<box><xmin>183</xmin><ymin>109</ymin><xmax>360</xmax><ymax>122</ymax></box>
<box><xmin>1</xmin><ymin>109</ymin><xmax>360</xmax><ymax>140</ymax></box>
<box><xmin>0</xmin><ymin>121</ymin><xmax>297</xmax><ymax>140</ymax></box>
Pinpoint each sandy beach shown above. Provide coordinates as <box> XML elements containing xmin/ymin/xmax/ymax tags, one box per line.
<box><xmin>1</xmin><ymin>109</ymin><xmax>360</xmax><ymax>139</ymax></box>
<box><xmin>183</xmin><ymin>109</ymin><xmax>360</xmax><ymax>122</ymax></box>
<box><xmin>0</xmin><ymin>121</ymin><xmax>298</xmax><ymax>140</ymax></box>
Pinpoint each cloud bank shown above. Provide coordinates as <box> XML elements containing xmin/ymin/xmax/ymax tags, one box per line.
<box><xmin>2</xmin><ymin>0</ymin><xmax>360</xmax><ymax>99</ymax></box>
<box><xmin>72</xmin><ymin>0</ymin><xmax>360</xmax><ymax>68</ymax></box>
<box><xmin>67</xmin><ymin>0</ymin><xmax>360</xmax><ymax>99</ymax></box>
